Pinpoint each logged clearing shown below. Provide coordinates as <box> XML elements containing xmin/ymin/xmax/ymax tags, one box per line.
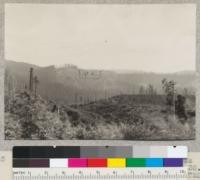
<box><xmin>5</xmin><ymin>93</ymin><xmax>195</xmax><ymax>140</ymax></box>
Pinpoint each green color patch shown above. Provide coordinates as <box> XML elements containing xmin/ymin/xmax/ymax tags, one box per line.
<box><xmin>126</xmin><ymin>158</ymin><xmax>146</xmax><ymax>167</ymax></box>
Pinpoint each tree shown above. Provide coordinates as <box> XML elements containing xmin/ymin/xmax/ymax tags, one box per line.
<box><xmin>34</xmin><ymin>76</ymin><xmax>39</xmax><ymax>98</ymax></box>
<box><xmin>29</xmin><ymin>68</ymin><xmax>34</xmax><ymax>93</ymax></box>
<box><xmin>147</xmin><ymin>84</ymin><xmax>155</xmax><ymax>95</ymax></box>
<box><xmin>175</xmin><ymin>94</ymin><xmax>187</xmax><ymax>123</ymax></box>
<box><xmin>139</xmin><ymin>86</ymin><xmax>145</xmax><ymax>95</ymax></box>
<box><xmin>162</xmin><ymin>78</ymin><xmax>176</xmax><ymax>106</ymax></box>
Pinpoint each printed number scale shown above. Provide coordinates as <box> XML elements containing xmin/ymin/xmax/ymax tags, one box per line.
<box><xmin>13</xmin><ymin>168</ymin><xmax>190</xmax><ymax>180</ymax></box>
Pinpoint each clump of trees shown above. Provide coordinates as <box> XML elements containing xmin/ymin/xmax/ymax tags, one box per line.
<box><xmin>162</xmin><ymin>78</ymin><xmax>176</xmax><ymax>106</ymax></box>
<box><xmin>138</xmin><ymin>84</ymin><xmax>157</xmax><ymax>103</ymax></box>
<box><xmin>139</xmin><ymin>84</ymin><xmax>157</xmax><ymax>95</ymax></box>
<box><xmin>162</xmin><ymin>78</ymin><xmax>188</xmax><ymax>123</ymax></box>
<box><xmin>146</xmin><ymin>84</ymin><xmax>157</xmax><ymax>95</ymax></box>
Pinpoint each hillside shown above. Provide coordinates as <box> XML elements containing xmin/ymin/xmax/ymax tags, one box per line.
<box><xmin>5</xmin><ymin>91</ymin><xmax>195</xmax><ymax>140</ymax></box>
<box><xmin>76</xmin><ymin>94</ymin><xmax>195</xmax><ymax>140</ymax></box>
<box><xmin>5</xmin><ymin>91</ymin><xmax>103</xmax><ymax>140</ymax></box>
<box><xmin>5</xmin><ymin>60</ymin><xmax>196</xmax><ymax>105</ymax></box>
<box><xmin>4</xmin><ymin>60</ymin><xmax>196</xmax><ymax>140</ymax></box>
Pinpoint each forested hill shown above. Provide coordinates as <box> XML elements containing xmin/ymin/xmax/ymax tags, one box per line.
<box><xmin>5</xmin><ymin>60</ymin><xmax>196</xmax><ymax>105</ymax></box>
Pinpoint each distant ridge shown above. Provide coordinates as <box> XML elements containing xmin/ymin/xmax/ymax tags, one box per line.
<box><xmin>5</xmin><ymin>60</ymin><xmax>196</xmax><ymax>105</ymax></box>
<box><xmin>5</xmin><ymin>59</ymin><xmax>195</xmax><ymax>75</ymax></box>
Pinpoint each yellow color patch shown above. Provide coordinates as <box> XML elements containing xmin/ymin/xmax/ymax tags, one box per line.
<box><xmin>107</xmin><ymin>158</ymin><xmax>126</xmax><ymax>168</ymax></box>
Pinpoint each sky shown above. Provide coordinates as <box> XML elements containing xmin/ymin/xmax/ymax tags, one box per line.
<box><xmin>5</xmin><ymin>4</ymin><xmax>196</xmax><ymax>73</ymax></box>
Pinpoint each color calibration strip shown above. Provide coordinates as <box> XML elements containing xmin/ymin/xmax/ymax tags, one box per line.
<box><xmin>13</xmin><ymin>146</ymin><xmax>188</xmax><ymax>158</ymax></box>
<box><xmin>13</xmin><ymin>158</ymin><xmax>184</xmax><ymax>168</ymax></box>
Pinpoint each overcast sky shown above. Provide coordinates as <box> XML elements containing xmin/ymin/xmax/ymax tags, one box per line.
<box><xmin>5</xmin><ymin>4</ymin><xmax>196</xmax><ymax>73</ymax></box>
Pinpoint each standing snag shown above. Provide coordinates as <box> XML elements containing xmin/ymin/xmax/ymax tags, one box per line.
<box><xmin>29</xmin><ymin>68</ymin><xmax>34</xmax><ymax>93</ymax></box>
<box><xmin>34</xmin><ymin>76</ymin><xmax>39</xmax><ymax>98</ymax></box>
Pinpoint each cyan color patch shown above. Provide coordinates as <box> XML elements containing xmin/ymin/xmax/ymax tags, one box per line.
<box><xmin>146</xmin><ymin>158</ymin><xmax>163</xmax><ymax>167</ymax></box>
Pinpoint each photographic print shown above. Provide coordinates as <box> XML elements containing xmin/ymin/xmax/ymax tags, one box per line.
<box><xmin>4</xmin><ymin>4</ymin><xmax>196</xmax><ymax>140</ymax></box>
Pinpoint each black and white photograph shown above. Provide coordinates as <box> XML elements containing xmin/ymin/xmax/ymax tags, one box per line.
<box><xmin>4</xmin><ymin>4</ymin><xmax>196</xmax><ymax>140</ymax></box>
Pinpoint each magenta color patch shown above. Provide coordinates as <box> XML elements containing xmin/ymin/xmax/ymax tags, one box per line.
<box><xmin>68</xmin><ymin>158</ymin><xmax>87</xmax><ymax>167</ymax></box>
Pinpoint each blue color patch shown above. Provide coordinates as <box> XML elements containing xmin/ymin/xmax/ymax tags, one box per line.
<box><xmin>146</xmin><ymin>158</ymin><xmax>163</xmax><ymax>167</ymax></box>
